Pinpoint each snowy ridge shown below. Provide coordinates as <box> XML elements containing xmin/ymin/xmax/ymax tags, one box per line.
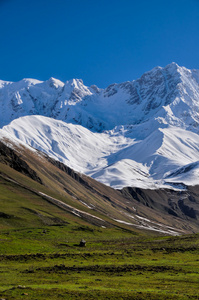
<box><xmin>1</xmin><ymin>63</ymin><xmax>199</xmax><ymax>189</ymax></box>
<box><xmin>2</xmin><ymin>115</ymin><xmax>199</xmax><ymax>190</ymax></box>
<box><xmin>1</xmin><ymin>62</ymin><xmax>199</xmax><ymax>132</ymax></box>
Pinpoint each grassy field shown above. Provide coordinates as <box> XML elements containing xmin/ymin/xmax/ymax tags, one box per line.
<box><xmin>0</xmin><ymin>224</ymin><xmax>199</xmax><ymax>300</ymax></box>
<box><xmin>1</xmin><ymin>149</ymin><xmax>199</xmax><ymax>299</ymax></box>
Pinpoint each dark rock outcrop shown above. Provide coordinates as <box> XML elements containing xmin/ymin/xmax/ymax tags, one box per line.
<box><xmin>0</xmin><ymin>141</ymin><xmax>42</xmax><ymax>184</ymax></box>
<box><xmin>120</xmin><ymin>186</ymin><xmax>199</xmax><ymax>221</ymax></box>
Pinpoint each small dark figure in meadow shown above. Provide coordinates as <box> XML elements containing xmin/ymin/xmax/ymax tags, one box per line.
<box><xmin>79</xmin><ymin>239</ymin><xmax>86</xmax><ymax>247</ymax></box>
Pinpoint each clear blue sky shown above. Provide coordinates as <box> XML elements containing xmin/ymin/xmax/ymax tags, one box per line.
<box><xmin>0</xmin><ymin>0</ymin><xmax>199</xmax><ymax>87</ymax></box>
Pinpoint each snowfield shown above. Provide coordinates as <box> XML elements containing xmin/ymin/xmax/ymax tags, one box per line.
<box><xmin>1</xmin><ymin>63</ymin><xmax>199</xmax><ymax>190</ymax></box>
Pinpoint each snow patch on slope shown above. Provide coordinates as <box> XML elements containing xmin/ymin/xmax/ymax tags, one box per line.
<box><xmin>2</xmin><ymin>114</ymin><xmax>199</xmax><ymax>189</ymax></box>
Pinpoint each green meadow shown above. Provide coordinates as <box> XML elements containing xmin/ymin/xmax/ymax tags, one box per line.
<box><xmin>0</xmin><ymin>224</ymin><xmax>199</xmax><ymax>300</ymax></box>
<box><xmin>0</xmin><ymin>163</ymin><xmax>199</xmax><ymax>299</ymax></box>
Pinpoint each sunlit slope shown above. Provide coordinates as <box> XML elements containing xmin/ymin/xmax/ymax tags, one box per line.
<box><xmin>1</xmin><ymin>135</ymin><xmax>199</xmax><ymax>234</ymax></box>
<box><xmin>3</xmin><ymin>115</ymin><xmax>199</xmax><ymax>189</ymax></box>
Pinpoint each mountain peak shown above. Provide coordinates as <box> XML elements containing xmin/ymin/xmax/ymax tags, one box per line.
<box><xmin>143</xmin><ymin>62</ymin><xmax>181</xmax><ymax>78</ymax></box>
<box><xmin>47</xmin><ymin>77</ymin><xmax>65</xmax><ymax>89</ymax></box>
<box><xmin>164</xmin><ymin>62</ymin><xmax>181</xmax><ymax>73</ymax></box>
<box><xmin>14</xmin><ymin>78</ymin><xmax>43</xmax><ymax>87</ymax></box>
<box><xmin>166</xmin><ymin>62</ymin><xmax>180</xmax><ymax>68</ymax></box>
<box><xmin>0</xmin><ymin>79</ymin><xmax>12</xmax><ymax>88</ymax></box>
<box><xmin>66</xmin><ymin>78</ymin><xmax>84</xmax><ymax>87</ymax></box>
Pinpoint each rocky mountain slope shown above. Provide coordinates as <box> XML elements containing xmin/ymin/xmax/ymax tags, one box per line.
<box><xmin>1</xmin><ymin>63</ymin><xmax>199</xmax><ymax>189</ymax></box>
<box><xmin>1</xmin><ymin>133</ymin><xmax>199</xmax><ymax>234</ymax></box>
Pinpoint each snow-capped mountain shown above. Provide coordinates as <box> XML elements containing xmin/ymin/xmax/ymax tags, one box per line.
<box><xmin>1</xmin><ymin>62</ymin><xmax>199</xmax><ymax>189</ymax></box>
<box><xmin>0</xmin><ymin>62</ymin><xmax>199</xmax><ymax>133</ymax></box>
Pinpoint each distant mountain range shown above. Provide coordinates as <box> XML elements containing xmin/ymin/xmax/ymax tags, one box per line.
<box><xmin>1</xmin><ymin>62</ymin><xmax>199</xmax><ymax>190</ymax></box>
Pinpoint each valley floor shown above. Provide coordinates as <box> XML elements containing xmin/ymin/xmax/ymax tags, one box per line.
<box><xmin>0</xmin><ymin>225</ymin><xmax>199</xmax><ymax>300</ymax></box>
